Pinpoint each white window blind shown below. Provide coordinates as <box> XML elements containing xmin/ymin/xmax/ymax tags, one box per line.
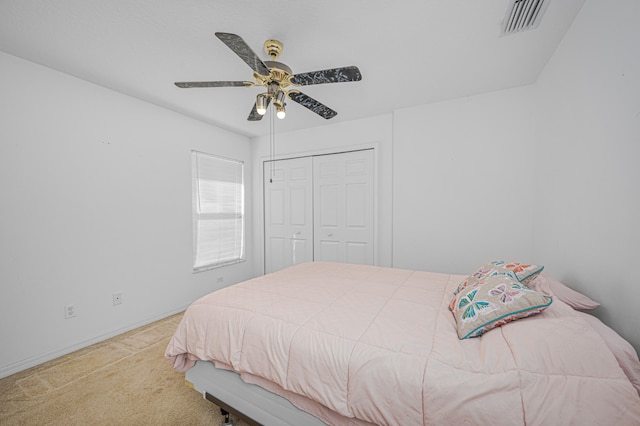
<box><xmin>192</xmin><ymin>151</ymin><xmax>245</xmax><ymax>272</ymax></box>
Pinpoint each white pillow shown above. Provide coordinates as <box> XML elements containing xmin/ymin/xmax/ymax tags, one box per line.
<box><xmin>528</xmin><ymin>273</ymin><xmax>600</xmax><ymax>311</ymax></box>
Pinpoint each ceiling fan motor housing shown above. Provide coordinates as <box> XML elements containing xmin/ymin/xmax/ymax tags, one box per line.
<box><xmin>263</xmin><ymin>60</ymin><xmax>294</xmax><ymax>86</ymax></box>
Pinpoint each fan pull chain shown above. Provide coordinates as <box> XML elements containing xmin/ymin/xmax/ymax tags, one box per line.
<box><xmin>269</xmin><ymin>103</ymin><xmax>275</xmax><ymax>183</ymax></box>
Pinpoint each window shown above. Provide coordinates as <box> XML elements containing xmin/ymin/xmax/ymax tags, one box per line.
<box><xmin>192</xmin><ymin>151</ymin><xmax>245</xmax><ymax>272</ymax></box>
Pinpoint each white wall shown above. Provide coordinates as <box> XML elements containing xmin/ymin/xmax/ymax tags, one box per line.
<box><xmin>250</xmin><ymin>115</ymin><xmax>393</xmax><ymax>275</ymax></box>
<box><xmin>0</xmin><ymin>52</ymin><xmax>255</xmax><ymax>377</ymax></box>
<box><xmin>393</xmin><ymin>86</ymin><xmax>537</xmax><ymax>274</ymax></box>
<box><xmin>533</xmin><ymin>0</ymin><xmax>640</xmax><ymax>349</ymax></box>
<box><xmin>390</xmin><ymin>0</ymin><xmax>640</xmax><ymax>353</ymax></box>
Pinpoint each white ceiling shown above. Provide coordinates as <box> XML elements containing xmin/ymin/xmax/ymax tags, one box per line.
<box><xmin>0</xmin><ymin>0</ymin><xmax>585</xmax><ymax>138</ymax></box>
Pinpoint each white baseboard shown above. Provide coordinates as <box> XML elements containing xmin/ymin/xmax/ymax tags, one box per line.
<box><xmin>0</xmin><ymin>306</ymin><xmax>188</xmax><ymax>379</ymax></box>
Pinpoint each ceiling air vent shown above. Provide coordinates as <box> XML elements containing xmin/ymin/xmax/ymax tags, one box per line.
<box><xmin>501</xmin><ymin>0</ymin><xmax>550</xmax><ymax>35</ymax></box>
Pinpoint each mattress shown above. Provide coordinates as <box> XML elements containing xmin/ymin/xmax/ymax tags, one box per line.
<box><xmin>166</xmin><ymin>262</ymin><xmax>640</xmax><ymax>425</ymax></box>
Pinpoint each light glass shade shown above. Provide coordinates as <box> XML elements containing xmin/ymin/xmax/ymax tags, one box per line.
<box><xmin>276</xmin><ymin>105</ymin><xmax>286</xmax><ymax>119</ymax></box>
<box><xmin>256</xmin><ymin>94</ymin><xmax>267</xmax><ymax>115</ymax></box>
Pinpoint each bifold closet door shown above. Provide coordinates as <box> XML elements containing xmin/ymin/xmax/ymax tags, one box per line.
<box><xmin>263</xmin><ymin>157</ymin><xmax>313</xmax><ymax>274</ymax></box>
<box><xmin>313</xmin><ymin>149</ymin><xmax>374</xmax><ymax>265</ymax></box>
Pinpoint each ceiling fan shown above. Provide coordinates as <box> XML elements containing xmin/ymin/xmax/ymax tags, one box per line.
<box><xmin>175</xmin><ymin>32</ymin><xmax>362</xmax><ymax>121</ymax></box>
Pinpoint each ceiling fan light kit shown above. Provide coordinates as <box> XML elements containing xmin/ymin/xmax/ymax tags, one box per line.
<box><xmin>255</xmin><ymin>94</ymin><xmax>268</xmax><ymax>115</ymax></box>
<box><xmin>174</xmin><ymin>32</ymin><xmax>362</xmax><ymax>121</ymax></box>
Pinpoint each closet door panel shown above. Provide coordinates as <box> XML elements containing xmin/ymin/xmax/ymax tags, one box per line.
<box><xmin>319</xmin><ymin>184</ymin><xmax>339</xmax><ymax>226</ymax></box>
<box><xmin>346</xmin><ymin>242</ymin><xmax>367</xmax><ymax>265</ymax></box>
<box><xmin>346</xmin><ymin>183</ymin><xmax>367</xmax><ymax>227</ymax></box>
<box><xmin>318</xmin><ymin>240</ymin><xmax>340</xmax><ymax>262</ymax></box>
<box><xmin>264</xmin><ymin>157</ymin><xmax>313</xmax><ymax>274</ymax></box>
<box><xmin>268</xmin><ymin>237</ymin><xmax>287</xmax><ymax>273</ymax></box>
<box><xmin>313</xmin><ymin>149</ymin><xmax>374</xmax><ymax>265</ymax></box>
<box><xmin>290</xmin><ymin>187</ymin><xmax>307</xmax><ymax>225</ymax></box>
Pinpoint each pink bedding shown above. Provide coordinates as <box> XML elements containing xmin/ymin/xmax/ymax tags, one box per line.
<box><xmin>165</xmin><ymin>262</ymin><xmax>640</xmax><ymax>425</ymax></box>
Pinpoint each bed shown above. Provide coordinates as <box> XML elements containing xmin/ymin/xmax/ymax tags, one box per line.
<box><xmin>166</xmin><ymin>261</ymin><xmax>640</xmax><ymax>425</ymax></box>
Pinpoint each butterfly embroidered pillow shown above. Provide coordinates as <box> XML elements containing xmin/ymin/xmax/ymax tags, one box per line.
<box><xmin>453</xmin><ymin>260</ymin><xmax>545</xmax><ymax>298</ymax></box>
<box><xmin>450</xmin><ymin>273</ymin><xmax>553</xmax><ymax>339</ymax></box>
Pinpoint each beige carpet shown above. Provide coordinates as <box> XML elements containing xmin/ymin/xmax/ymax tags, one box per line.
<box><xmin>0</xmin><ymin>313</ymin><xmax>248</xmax><ymax>425</ymax></box>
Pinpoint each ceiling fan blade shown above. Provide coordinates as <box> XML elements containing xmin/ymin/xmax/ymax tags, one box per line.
<box><xmin>215</xmin><ymin>32</ymin><xmax>271</xmax><ymax>76</ymax></box>
<box><xmin>175</xmin><ymin>81</ymin><xmax>252</xmax><ymax>88</ymax></box>
<box><xmin>291</xmin><ymin>66</ymin><xmax>362</xmax><ymax>86</ymax></box>
<box><xmin>247</xmin><ymin>97</ymin><xmax>271</xmax><ymax>121</ymax></box>
<box><xmin>288</xmin><ymin>92</ymin><xmax>337</xmax><ymax>119</ymax></box>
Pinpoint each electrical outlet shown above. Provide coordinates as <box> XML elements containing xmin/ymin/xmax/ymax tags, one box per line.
<box><xmin>112</xmin><ymin>293</ymin><xmax>122</xmax><ymax>306</ymax></box>
<box><xmin>65</xmin><ymin>305</ymin><xmax>76</xmax><ymax>319</ymax></box>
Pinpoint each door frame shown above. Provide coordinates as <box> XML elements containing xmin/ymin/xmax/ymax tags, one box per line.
<box><xmin>259</xmin><ymin>143</ymin><xmax>379</xmax><ymax>275</ymax></box>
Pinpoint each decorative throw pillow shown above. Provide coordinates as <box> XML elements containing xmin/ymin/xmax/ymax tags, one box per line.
<box><xmin>500</xmin><ymin>261</ymin><xmax>545</xmax><ymax>285</ymax></box>
<box><xmin>450</xmin><ymin>273</ymin><xmax>553</xmax><ymax>339</ymax></box>
<box><xmin>453</xmin><ymin>260</ymin><xmax>544</xmax><ymax>296</ymax></box>
<box><xmin>448</xmin><ymin>270</ymin><xmax>506</xmax><ymax>311</ymax></box>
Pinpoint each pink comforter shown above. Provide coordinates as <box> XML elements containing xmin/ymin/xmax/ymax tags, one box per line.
<box><xmin>166</xmin><ymin>262</ymin><xmax>640</xmax><ymax>425</ymax></box>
